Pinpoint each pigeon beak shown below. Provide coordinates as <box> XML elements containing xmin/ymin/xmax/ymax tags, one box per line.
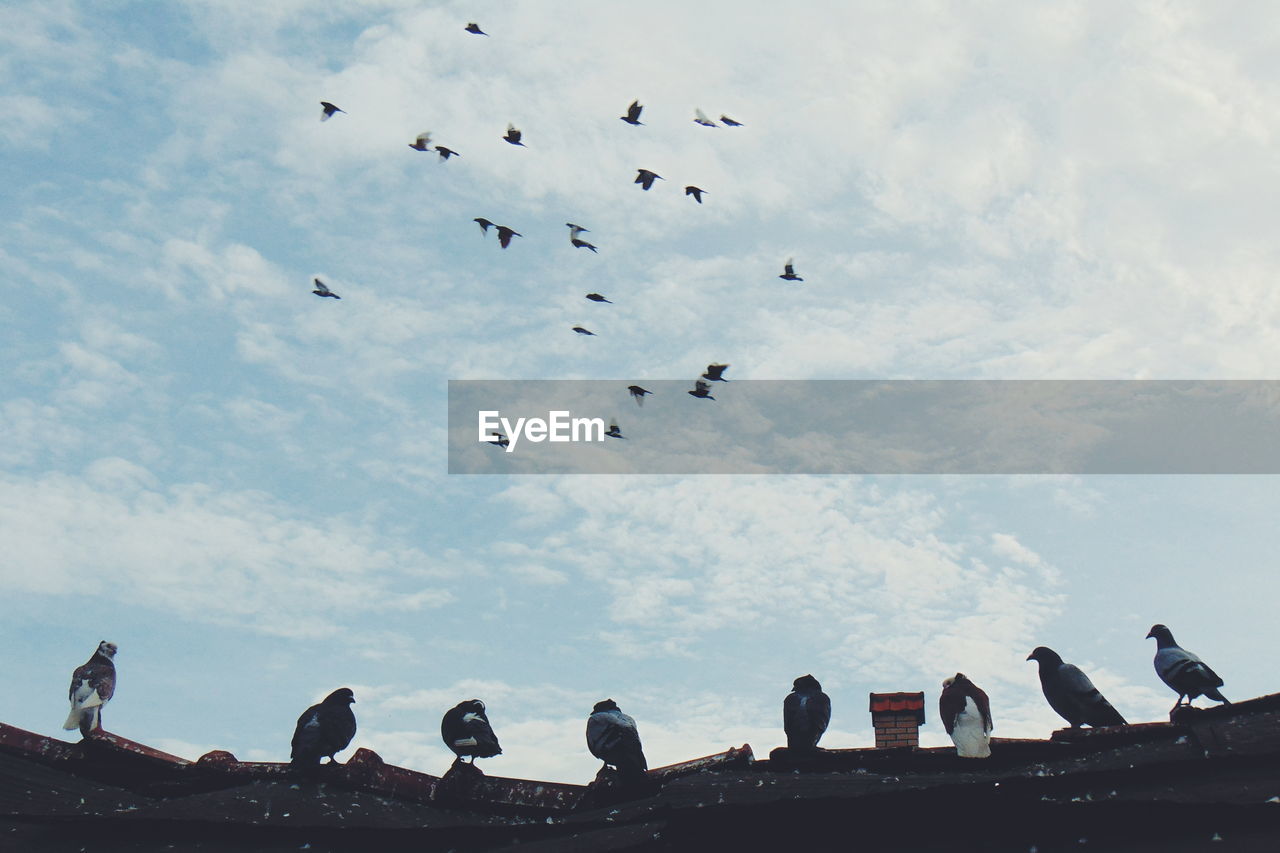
<box><xmin>1144</xmin><ymin>629</ymin><xmax>1155</xmax><ymax>639</ymax></box>
<box><xmin>1025</xmin><ymin>652</ymin><xmax>1034</xmax><ymax>661</ymax></box>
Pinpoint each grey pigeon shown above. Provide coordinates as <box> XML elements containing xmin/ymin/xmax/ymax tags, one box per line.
<box><xmin>783</xmin><ymin>674</ymin><xmax>830</xmax><ymax>751</ymax></box>
<box><xmin>312</xmin><ymin>278</ymin><xmax>341</xmax><ymax>299</ymax></box>
<box><xmin>1027</xmin><ymin>647</ymin><xmax>1126</xmax><ymax>728</ymax></box>
<box><xmin>441</xmin><ymin>699</ymin><xmax>502</xmax><ymax>764</ymax></box>
<box><xmin>587</xmin><ymin>699</ymin><xmax>647</xmax><ymax>780</ymax></box>
<box><xmin>635</xmin><ymin>169</ymin><xmax>662</xmax><ymax>190</ymax></box>
<box><xmin>64</xmin><ymin>641</ymin><xmax>117</xmax><ymax>737</ymax></box>
<box><xmin>1147</xmin><ymin>624</ymin><xmax>1229</xmax><ymax>711</ymax></box>
<box><xmin>290</xmin><ymin>688</ymin><xmax>356</xmax><ymax>766</ymax></box>
<box><xmin>572</xmin><ymin>326</ymin><xmax>595</xmax><ymax>336</ymax></box>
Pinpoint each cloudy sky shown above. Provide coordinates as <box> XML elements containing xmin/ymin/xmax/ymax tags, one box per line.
<box><xmin>3</xmin><ymin>1</ymin><xmax>1279</xmax><ymax>784</ymax></box>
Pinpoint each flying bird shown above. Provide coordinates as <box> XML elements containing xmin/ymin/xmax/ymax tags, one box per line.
<box><xmin>1027</xmin><ymin>647</ymin><xmax>1127</xmax><ymax>728</ymax></box>
<box><xmin>474</xmin><ymin>217</ymin><xmax>495</xmax><ymax>234</ymax></box>
<box><xmin>489</xmin><ymin>433</ymin><xmax>510</xmax><ymax>448</ymax></box>
<box><xmin>64</xmin><ymin>641</ymin><xmax>117</xmax><ymax>737</ymax></box>
<box><xmin>586</xmin><ymin>293</ymin><xmax>612</xmax><ymax>303</ymax></box>
<box><xmin>290</xmin><ymin>687</ymin><xmax>357</xmax><ymax>766</ymax></box>
<box><xmin>720</xmin><ymin>114</ymin><xmax>744</xmax><ymax>127</ymax></box>
<box><xmin>441</xmin><ymin>699</ymin><xmax>502</xmax><ymax>764</ymax></box>
<box><xmin>496</xmin><ymin>225</ymin><xmax>521</xmax><ymax>248</ymax></box>
<box><xmin>1147</xmin><ymin>624</ymin><xmax>1229</xmax><ymax>711</ymax></box>
<box><xmin>464</xmin><ymin>22</ymin><xmax>487</xmax><ymax>35</ymax></box>
<box><xmin>635</xmin><ymin>169</ymin><xmax>662</xmax><ymax>190</ymax></box>
<box><xmin>685</xmin><ymin>185</ymin><xmax>707</xmax><ymax>204</ymax></box>
<box><xmin>606</xmin><ymin>421</ymin><xmax>624</xmax><ymax>439</ymax></box>
<box><xmin>693</xmin><ymin>108</ymin><xmax>717</xmax><ymax>127</ymax></box>
<box><xmin>312</xmin><ymin>278</ymin><xmax>341</xmax><ymax>299</ymax></box>
<box><xmin>702</xmin><ymin>363</ymin><xmax>729</xmax><ymax>382</ymax></box>
<box><xmin>503</xmin><ymin>123</ymin><xmax>524</xmax><ymax>146</ymax></box>
<box><xmin>572</xmin><ymin>326</ymin><xmax>595</xmax><ymax>336</ymax></box>
<box><xmin>627</xmin><ymin>385</ymin><xmax>651</xmax><ymax>406</ymax></box>
<box><xmin>939</xmin><ymin>673</ymin><xmax>993</xmax><ymax>758</ymax></box>
<box><xmin>783</xmin><ymin>674</ymin><xmax>831</xmax><ymax>752</ymax></box>
<box><xmin>779</xmin><ymin>259</ymin><xmax>803</xmax><ymax>281</ymax></box>
<box><xmin>567</xmin><ymin>224</ymin><xmax>597</xmax><ymax>252</ymax></box>
<box><xmin>408</xmin><ymin>131</ymin><xmax>432</xmax><ymax>151</ymax></box>
<box><xmin>320</xmin><ymin>101</ymin><xmax>345</xmax><ymax>121</ymax></box>
<box><xmin>620</xmin><ymin>100</ymin><xmax>644</xmax><ymax>126</ymax></box>
<box><xmin>688</xmin><ymin>379</ymin><xmax>715</xmax><ymax>400</ymax></box>
<box><xmin>435</xmin><ymin>146</ymin><xmax>459</xmax><ymax>160</ymax></box>
<box><xmin>587</xmin><ymin>699</ymin><xmax>647</xmax><ymax>780</ymax></box>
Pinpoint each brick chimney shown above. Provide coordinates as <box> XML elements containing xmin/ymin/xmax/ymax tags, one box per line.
<box><xmin>869</xmin><ymin>692</ymin><xmax>925</xmax><ymax>749</ymax></box>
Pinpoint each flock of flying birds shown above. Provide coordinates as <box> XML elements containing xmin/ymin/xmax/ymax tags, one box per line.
<box><xmin>63</xmin><ymin>623</ymin><xmax>1231</xmax><ymax>777</ymax></box>
<box><xmin>310</xmin><ymin>22</ymin><xmax>809</xmax><ymax>446</ymax></box>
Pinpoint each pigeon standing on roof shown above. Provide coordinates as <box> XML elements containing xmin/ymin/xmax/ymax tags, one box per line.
<box><xmin>635</xmin><ymin>169</ymin><xmax>662</xmax><ymax>190</ymax></box>
<box><xmin>441</xmin><ymin>699</ymin><xmax>502</xmax><ymax>764</ymax></box>
<box><xmin>693</xmin><ymin>108</ymin><xmax>717</xmax><ymax>127</ymax></box>
<box><xmin>620</xmin><ymin>100</ymin><xmax>644</xmax><ymax>125</ymax></box>
<box><xmin>627</xmin><ymin>385</ymin><xmax>651</xmax><ymax>406</ymax></box>
<box><xmin>312</xmin><ymin>278</ymin><xmax>340</xmax><ymax>299</ymax></box>
<box><xmin>1027</xmin><ymin>647</ymin><xmax>1127</xmax><ymax>729</ymax></box>
<box><xmin>587</xmin><ymin>699</ymin><xmax>647</xmax><ymax>780</ymax></box>
<box><xmin>64</xmin><ymin>641</ymin><xmax>117</xmax><ymax>737</ymax></box>
<box><xmin>290</xmin><ymin>688</ymin><xmax>357</xmax><ymax>767</ymax></box>
<box><xmin>688</xmin><ymin>379</ymin><xmax>715</xmax><ymax>400</ymax></box>
<box><xmin>939</xmin><ymin>673</ymin><xmax>992</xmax><ymax>758</ymax></box>
<box><xmin>464</xmin><ymin>22</ymin><xmax>487</xmax><ymax>35</ymax></box>
<box><xmin>779</xmin><ymin>259</ymin><xmax>803</xmax><ymax>282</ymax></box>
<box><xmin>503</xmin><ymin>123</ymin><xmax>524</xmax><ymax>146</ymax></box>
<box><xmin>320</xmin><ymin>101</ymin><xmax>345</xmax><ymax>121</ymax></box>
<box><xmin>1146</xmin><ymin>624</ymin><xmax>1229</xmax><ymax>712</ymax></box>
<box><xmin>783</xmin><ymin>674</ymin><xmax>831</xmax><ymax>752</ymax></box>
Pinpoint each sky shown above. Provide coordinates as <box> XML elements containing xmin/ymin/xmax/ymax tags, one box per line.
<box><xmin>3</xmin><ymin>0</ymin><xmax>1280</xmax><ymax>784</ymax></box>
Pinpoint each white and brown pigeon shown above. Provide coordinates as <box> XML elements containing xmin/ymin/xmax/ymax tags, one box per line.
<box><xmin>64</xmin><ymin>641</ymin><xmax>117</xmax><ymax>737</ymax></box>
<box><xmin>939</xmin><ymin>673</ymin><xmax>993</xmax><ymax>757</ymax></box>
<box><xmin>290</xmin><ymin>688</ymin><xmax>357</xmax><ymax>767</ymax></box>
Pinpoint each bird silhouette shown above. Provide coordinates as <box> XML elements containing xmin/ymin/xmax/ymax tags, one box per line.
<box><xmin>408</xmin><ymin>131</ymin><xmax>432</xmax><ymax>151</ymax></box>
<box><xmin>464</xmin><ymin>22</ymin><xmax>487</xmax><ymax>35</ymax></box>
<box><xmin>783</xmin><ymin>675</ymin><xmax>830</xmax><ymax>752</ymax></box>
<box><xmin>606</xmin><ymin>421</ymin><xmax>624</xmax><ymax>439</ymax></box>
<box><xmin>566</xmin><ymin>223</ymin><xmax>598</xmax><ymax>252</ymax></box>
<box><xmin>720</xmin><ymin>114</ymin><xmax>744</xmax><ymax>126</ymax></box>
<box><xmin>688</xmin><ymin>379</ymin><xmax>715</xmax><ymax>400</ymax></box>
<box><xmin>496</xmin><ymin>225</ymin><xmax>521</xmax><ymax>248</ymax></box>
<box><xmin>435</xmin><ymin>146</ymin><xmax>459</xmax><ymax>160</ymax></box>
<box><xmin>685</xmin><ymin>186</ymin><xmax>707</xmax><ymax>204</ymax></box>
<box><xmin>320</xmin><ymin>101</ymin><xmax>345</xmax><ymax>121</ymax></box>
<box><xmin>702</xmin><ymin>363</ymin><xmax>729</xmax><ymax>382</ymax></box>
<box><xmin>635</xmin><ymin>169</ymin><xmax>662</xmax><ymax>190</ymax></box>
<box><xmin>572</xmin><ymin>326</ymin><xmax>595</xmax><ymax>336</ymax></box>
<box><xmin>503</xmin><ymin>123</ymin><xmax>524</xmax><ymax>146</ymax></box>
<box><xmin>627</xmin><ymin>385</ymin><xmax>651</xmax><ymax>406</ymax></box>
<box><xmin>64</xmin><ymin>641</ymin><xmax>117</xmax><ymax>737</ymax></box>
<box><xmin>1027</xmin><ymin>647</ymin><xmax>1127</xmax><ymax>728</ymax></box>
<box><xmin>586</xmin><ymin>293</ymin><xmax>612</xmax><ymax>303</ymax></box>
<box><xmin>621</xmin><ymin>100</ymin><xmax>644</xmax><ymax>125</ymax></box>
<box><xmin>489</xmin><ymin>433</ymin><xmax>510</xmax><ymax>448</ymax></box>
<box><xmin>587</xmin><ymin>699</ymin><xmax>647</xmax><ymax>780</ymax></box>
<box><xmin>474</xmin><ymin>217</ymin><xmax>495</xmax><ymax>234</ymax></box>
<box><xmin>441</xmin><ymin>699</ymin><xmax>502</xmax><ymax>764</ymax></box>
<box><xmin>290</xmin><ymin>688</ymin><xmax>357</xmax><ymax>766</ymax></box>
<box><xmin>693</xmin><ymin>108</ymin><xmax>717</xmax><ymax>127</ymax></box>
<box><xmin>779</xmin><ymin>259</ymin><xmax>803</xmax><ymax>281</ymax></box>
<box><xmin>312</xmin><ymin>278</ymin><xmax>341</xmax><ymax>299</ymax></box>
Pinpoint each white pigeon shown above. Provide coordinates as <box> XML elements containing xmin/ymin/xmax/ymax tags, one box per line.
<box><xmin>939</xmin><ymin>673</ymin><xmax>993</xmax><ymax>758</ymax></box>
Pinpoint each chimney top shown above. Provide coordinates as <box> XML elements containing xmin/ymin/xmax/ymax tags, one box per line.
<box><xmin>869</xmin><ymin>691</ymin><xmax>926</xmax><ymax>749</ymax></box>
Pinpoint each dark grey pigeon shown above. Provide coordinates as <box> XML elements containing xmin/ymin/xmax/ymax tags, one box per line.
<box><xmin>503</xmin><ymin>123</ymin><xmax>524</xmax><ymax>146</ymax></box>
<box><xmin>685</xmin><ymin>185</ymin><xmax>706</xmax><ymax>204</ymax></box>
<box><xmin>635</xmin><ymin>169</ymin><xmax>662</xmax><ymax>190</ymax></box>
<box><xmin>621</xmin><ymin>100</ymin><xmax>643</xmax><ymax>125</ymax></box>
<box><xmin>572</xmin><ymin>326</ymin><xmax>595</xmax><ymax>336</ymax></box>
<box><xmin>783</xmin><ymin>674</ymin><xmax>831</xmax><ymax>751</ymax></box>
<box><xmin>1147</xmin><ymin>624</ymin><xmax>1229</xmax><ymax>711</ymax></box>
<box><xmin>720</xmin><ymin>114</ymin><xmax>744</xmax><ymax>127</ymax></box>
<box><xmin>290</xmin><ymin>688</ymin><xmax>356</xmax><ymax>766</ymax></box>
<box><xmin>779</xmin><ymin>258</ymin><xmax>803</xmax><ymax>282</ymax></box>
<box><xmin>496</xmin><ymin>225</ymin><xmax>521</xmax><ymax>248</ymax></box>
<box><xmin>474</xmin><ymin>217</ymin><xmax>495</xmax><ymax>235</ymax></box>
<box><xmin>320</xmin><ymin>101</ymin><xmax>345</xmax><ymax>121</ymax></box>
<box><xmin>688</xmin><ymin>379</ymin><xmax>715</xmax><ymax>400</ymax></box>
<box><xmin>435</xmin><ymin>146</ymin><xmax>459</xmax><ymax>160</ymax></box>
<box><xmin>465</xmin><ymin>22</ymin><xmax>487</xmax><ymax>35</ymax></box>
<box><xmin>605</xmin><ymin>421</ymin><xmax>624</xmax><ymax>439</ymax></box>
<box><xmin>586</xmin><ymin>293</ymin><xmax>612</xmax><ymax>303</ymax></box>
<box><xmin>586</xmin><ymin>699</ymin><xmax>647</xmax><ymax>780</ymax></box>
<box><xmin>488</xmin><ymin>433</ymin><xmax>509</xmax><ymax>448</ymax></box>
<box><xmin>441</xmin><ymin>699</ymin><xmax>502</xmax><ymax>764</ymax></box>
<box><xmin>1027</xmin><ymin>647</ymin><xmax>1126</xmax><ymax>728</ymax></box>
<box><xmin>702</xmin><ymin>363</ymin><xmax>729</xmax><ymax>382</ymax></box>
<box><xmin>627</xmin><ymin>385</ymin><xmax>651</xmax><ymax>406</ymax></box>
<box><xmin>312</xmin><ymin>278</ymin><xmax>340</xmax><ymax>299</ymax></box>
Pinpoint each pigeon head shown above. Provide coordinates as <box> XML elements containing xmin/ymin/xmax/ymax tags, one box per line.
<box><xmin>592</xmin><ymin>699</ymin><xmax>620</xmax><ymax>714</ymax></box>
<box><xmin>1146</xmin><ymin>624</ymin><xmax>1173</xmax><ymax>642</ymax></box>
<box><xmin>97</xmin><ymin>641</ymin><xmax>118</xmax><ymax>659</ymax></box>
<box><xmin>792</xmin><ymin>674</ymin><xmax>822</xmax><ymax>692</ymax></box>
<box><xmin>463</xmin><ymin>699</ymin><xmax>486</xmax><ymax>712</ymax></box>
<box><xmin>1026</xmin><ymin>647</ymin><xmax>1062</xmax><ymax>666</ymax></box>
<box><xmin>324</xmin><ymin>688</ymin><xmax>356</xmax><ymax>705</ymax></box>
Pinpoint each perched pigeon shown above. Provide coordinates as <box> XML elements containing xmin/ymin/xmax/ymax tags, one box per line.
<box><xmin>474</xmin><ymin>217</ymin><xmax>495</xmax><ymax>234</ymax></box>
<box><xmin>620</xmin><ymin>100</ymin><xmax>644</xmax><ymax>126</ymax></box>
<box><xmin>1027</xmin><ymin>647</ymin><xmax>1127</xmax><ymax>728</ymax></box>
<box><xmin>320</xmin><ymin>101</ymin><xmax>345</xmax><ymax>121</ymax></box>
<box><xmin>720</xmin><ymin>114</ymin><xmax>744</xmax><ymax>127</ymax></box>
<box><xmin>567</xmin><ymin>224</ymin><xmax>598</xmax><ymax>252</ymax></box>
<box><xmin>688</xmin><ymin>379</ymin><xmax>715</xmax><ymax>400</ymax></box>
<box><xmin>312</xmin><ymin>278</ymin><xmax>341</xmax><ymax>299</ymax></box>
<box><xmin>290</xmin><ymin>688</ymin><xmax>357</xmax><ymax>766</ymax></box>
<box><xmin>587</xmin><ymin>699</ymin><xmax>647</xmax><ymax>779</ymax></box>
<box><xmin>496</xmin><ymin>225</ymin><xmax>521</xmax><ymax>248</ymax></box>
<box><xmin>779</xmin><ymin>259</ymin><xmax>803</xmax><ymax>282</ymax></box>
<box><xmin>627</xmin><ymin>385</ymin><xmax>651</xmax><ymax>406</ymax></box>
<box><xmin>586</xmin><ymin>293</ymin><xmax>612</xmax><ymax>303</ymax></box>
<box><xmin>503</xmin><ymin>123</ymin><xmax>524</xmax><ymax>146</ymax></box>
<box><xmin>939</xmin><ymin>673</ymin><xmax>993</xmax><ymax>758</ymax></box>
<box><xmin>702</xmin><ymin>363</ymin><xmax>729</xmax><ymax>382</ymax></box>
<box><xmin>441</xmin><ymin>699</ymin><xmax>502</xmax><ymax>764</ymax></box>
<box><xmin>408</xmin><ymin>131</ymin><xmax>432</xmax><ymax>151</ymax></box>
<box><xmin>693</xmin><ymin>108</ymin><xmax>717</xmax><ymax>127</ymax></box>
<box><xmin>606</xmin><ymin>421</ymin><xmax>624</xmax><ymax>439</ymax></box>
<box><xmin>572</xmin><ymin>326</ymin><xmax>595</xmax><ymax>336</ymax></box>
<box><xmin>635</xmin><ymin>169</ymin><xmax>662</xmax><ymax>190</ymax></box>
<box><xmin>783</xmin><ymin>674</ymin><xmax>831</xmax><ymax>751</ymax></box>
<box><xmin>685</xmin><ymin>185</ymin><xmax>706</xmax><ymax>204</ymax></box>
<box><xmin>464</xmin><ymin>22</ymin><xmax>487</xmax><ymax>35</ymax></box>
<box><xmin>435</xmin><ymin>146</ymin><xmax>459</xmax><ymax>161</ymax></box>
<box><xmin>1147</xmin><ymin>624</ymin><xmax>1229</xmax><ymax>711</ymax></box>
<box><xmin>64</xmin><ymin>641</ymin><xmax>117</xmax><ymax>737</ymax></box>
